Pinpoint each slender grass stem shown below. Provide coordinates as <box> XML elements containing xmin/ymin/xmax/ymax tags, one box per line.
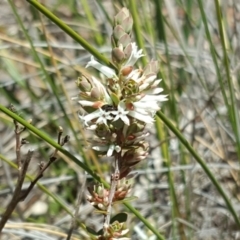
<box><xmin>157</xmin><ymin>110</ymin><xmax>240</xmax><ymax>227</ymax></box>
<box><xmin>25</xmin><ymin>0</ymin><xmax>117</xmax><ymax>71</ymax></box>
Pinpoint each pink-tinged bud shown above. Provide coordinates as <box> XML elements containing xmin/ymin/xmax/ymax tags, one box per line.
<box><xmin>118</xmin><ymin>34</ymin><xmax>131</xmax><ymax>48</ymax></box>
<box><xmin>112</xmin><ymin>47</ymin><xmax>125</xmax><ymax>63</ymax></box>
<box><xmin>123</xmin><ymin>43</ymin><xmax>132</xmax><ymax>60</ymax></box>
<box><xmin>90</xmin><ymin>86</ymin><xmax>106</xmax><ymax>101</ymax></box>
<box><xmin>92</xmin><ymin>101</ymin><xmax>104</xmax><ymax>109</ymax></box>
<box><xmin>87</xmin><ymin>184</ymin><xmax>110</xmax><ymax>211</ymax></box>
<box><xmin>76</xmin><ymin>75</ymin><xmax>92</xmax><ymax>92</ymax></box>
<box><xmin>113</xmin><ymin>25</ymin><xmax>126</xmax><ymax>42</ymax></box>
<box><xmin>121</xmin><ymin>16</ymin><xmax>133</xmax><ymax>34</ymax></box>
<box><xmin>144</xmin><ymin>60</ymin><xmax>159</xmax><ymax>75</ymax></box>
<box><xmin>121</xmin><ymin>66</ymin><xmax>133</xmax><ymax>76</ymax></box>
<box><xmin>126</xmin><ymin>102</ymin><xmax>134</xmax><ymax>111</ymax></box>
<box><xmin>127</xmin><ymin>135</ymin><xmax>135</xmax><ymax>141</ymax></box>
<box><xmin>100</xmin><ymin>220</ymin><xmax>130</xmax><ymax>239</ymax></box>
<box><xmin>114</xmin><ymin>7</ymin><xmax>130</xmax><ymax>26</ymax></box>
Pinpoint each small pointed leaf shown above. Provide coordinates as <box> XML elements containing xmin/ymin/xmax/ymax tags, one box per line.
<box><xmin>110</xmin><ymin>212</ymin><xmax>128</xmax><ymax>223</ymax></box>
<box><xmin>86</xmin><ymin>226</ymin><xmax>98</xmax><ymax>236</ymax></box>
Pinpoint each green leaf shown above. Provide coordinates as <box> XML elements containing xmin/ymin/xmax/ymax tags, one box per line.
<box><xmin>110</xmin><ymin>212</ymin><xmax>128</xmax><ymax>224</ymax></box>
<box><xmin>86</xmin><ymin>226</ymin><xmax>98</xmax><ymax>236</ymax></box>
<box><xmin>113</xmin><ymin>196</ymin><xmax>138</xmax><ymax>205</ymax></box>
<box><xmin>110</xmin><ymin>92</ymin><xmax>120</xmax><ymax>106</ymax></box>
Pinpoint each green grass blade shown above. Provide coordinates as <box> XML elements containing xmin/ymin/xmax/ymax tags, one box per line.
<box><xmin>214</xmin><ymin>0</ymin><xmax>240</xmax><ymax>159</ymax></box>
<box><xmin>157</xmin><ymin>110</ymin><xmax>240</xmax><ymax>227</ymax></box>
<box><xmin>25</xmin><ymin>0</ymin><xmax>116</xmax><ymax>70</ymax></box>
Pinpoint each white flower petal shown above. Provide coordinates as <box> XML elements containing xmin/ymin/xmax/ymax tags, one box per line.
<box><xmin>112</xmin><ymin>101</ymin><xmax>130</xmax><ymax>125</ymax></box>
<box><xmin>139</xmin><ymin>83</ymin><xmax>151</xmax><ymax>91</ymax></box>
<box><xmin>92</xmin><ymin>145</ymin><xmax>108</xmax><ymax>151</ymax></box>
<box><xmin>143</xmin><ymin>87</ymin><xmax>164</xmax><ymax>96</ymax></box>
<box><xmin>107</xmin><ymin>144</ymin><xmax>115</xmax><ymax>157</ymax></box>
<box><xmin>144</xmin><ymin>75</ymin><xmax>156</xmax><ymax>83</ymax></box>
<box><xmin>115</xmin><ymin>145</ymin><xmax>121</xmax><ymax>152</ymax></box>
<box><xmin>133</xmin><ymin>101</ymin><xmax>160</xmax><ymax>111</ymax></box>
<box><xmin>152</xmin><ymin>79</ymin><xmax>162</xmax><ymax>86</ymax></box>
<box><xmin>121</xmin><ymin>115</ymin><xmax>130</xmax><ymax>125</ymax></box>
<box><xmin>87</xmin><ymin>125</ymin><xmax>97</xmax><ymax>130</ymax></box>
<box><xmin>128</xmin><ymin>111</ymin><xmax>154</xmax><ymax>124</ymax></box>
<box><xmin>78</xmin><ymin>100</ymin><xmax>95</xmax><ymax>107</ymax></box>
<box><xmin>83</xmin><ymin>109</ymin><xmax>101</xmax><ymax>126</ymax></box>
<box><xmin>127</xmin><ymin>69</ymin><xmax>142</xmax><ymax>80</ymax></box>
<box><xmin>95</xmin><ymin>108</ymin><xmax>113</xmax><ymax>125</ymax></box>
<box><xmin>151</xmin><ymin>87</ymin><xmax>164</xmax><ymax>94</ymax></box>
<box><xmin>124</xmin><ymin>43</ymin><xmax>144</xmax><ymax>66</ymax></box>
<box><xmin>86</xmin><ymin>56</ymin><xmax>116</xmax><ymax>78</ymax></box>
<box><xmin>132</xmin><ymin>106</ymin><xmax>149</xmax><ymax>114</ymax></box>
<box><xmin>141</xmin><ymin>94</ymin><xmax>168</xmax><ymax>102</ymax></box>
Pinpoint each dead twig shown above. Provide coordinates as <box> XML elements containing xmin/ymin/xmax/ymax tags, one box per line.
<box><xmin>0</xmin><ymin>117</ymin><xmax>69</xmax><ymax>233</ymax></box>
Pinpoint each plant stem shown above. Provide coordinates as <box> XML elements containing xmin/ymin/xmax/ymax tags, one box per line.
<box><xmin>104</xmin><ymin>157</ymin><xmax>120</xmax><ymax>227</ymax></box>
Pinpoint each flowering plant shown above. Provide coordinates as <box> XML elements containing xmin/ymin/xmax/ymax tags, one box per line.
<box><xmin>74</xmin><ymin>8</ymin><xmax>167</xmax><ymax>239</ymax></box>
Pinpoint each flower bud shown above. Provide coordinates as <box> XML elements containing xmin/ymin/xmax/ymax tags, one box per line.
<box><xmin>121</xmin><ymin>16</ymin><xmax>133</xmax><ymax>34</ymax></box>
<box><xmin>121</xmin><ymin>66</ymin><xmax>133</xmax><ymax>76</ymax></box>
<box><xmin>143</xmin><ymin>60</ymin><xmax>159</xmax><ymax>75</ymax></box>
<box><xmin>123</xmin><ymin>43</ymin><xmax>132</xmax><ymax>60</ymax></box>
<box><xmin>87</xmin><ymin>183</ymin><xmax>109</xmax><ymax>211</ymax></box>
<box><xmin>113</xmin><ymin>25</ymin><xmax>126</xmax><ymax>43</ymax></box>
<box><xmin>76</xmin><ymin>75</ymin><xmax>92</xmax><ymax>92</ymax></box>
<box><xmin>118</xmin><ymin>34</ymin><xmax>131</xmax><ymax>48</ymax></box>
<box><xmin>113</xmin><ymin>178</ymin><xmax>132</xmax><ymax>201</ymax></box>
<box><xmin>114</xmin><ymin>7</ymin><xmax>130</xmax><ymax>26</ymax></box>
<box><xmin>112</xmin><ymin>47</ymin><xmax>125</xmax><ymax>63</ymax></box>
<box><xmin>90</xmin><ymin>87</ymin><xmax>102</xmax><ymax>100</ymax></box>
<box><xmin>95</xmin><ymin>124</ymin><xmax>111</xmax><ymax>139</ymax></box>
<box><xmin>101</xmin><ymin>220</ymin><xmax>130</xmax><ymax>239</ymax></box>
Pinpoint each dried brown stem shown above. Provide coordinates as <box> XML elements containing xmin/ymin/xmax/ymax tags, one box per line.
<box><xmin>0</xmin><ymin>120</ymin><xmax>32</xmax><ymax>232</ymax></box>
<box><xmin>0</xmin><ymin>149</ymin><xmax>33</xmax><ymax>232</ymax></box>
<box><xmin>66</xmin><ymin>175</ymin><xmax>86</xmax><ymax>240</ymax></box>
<box><xmin>0</xmin><ymin>124</ymin><xmax>69</xmax><ymax>233</ymax></box>
<box><xmin>104</xmin><ymin>155</ymin><xmax>120</xmax><ymax>228</ymax></box>
<box><xmin>18</xmin><ymin>131</ymin><xmax>70</xmax><ymax>202</ymax></box>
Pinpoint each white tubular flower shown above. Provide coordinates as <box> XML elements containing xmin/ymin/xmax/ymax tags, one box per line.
<box><xmin>96</xmin><ymin>108</ymin><xmax>114</xmax><ymax>125</ymax></box>
<box><xmin>124</xmin><ymin>42</ymin><xmax>144</xmax><ymax>67</ymax></box>
<box><xmin>127</xmin><ymin>110</ymin><xmax>155</xmax><ymax>124</ymax></box>
<box><xmin>111</xmin><ymin>101</ymin><xmax>130</xmax><ymax>125</ymax></box>
<box><xmin>133</xmin><ymin>100</ymin><xmax>159</xmax><ymax>113</ymax></box>
<box><xmin>141</xmin><ymin>92</ymin><xmax>168</xmax><ymax>102</ymax></box>
<box><xmin>126</xmin><ymin>68</ymin><xmax>142</xmax><ymax>80</ymax></box>
<box><xmin>78</xmin><ymin>100</ymin><xmax>98</xmax><ymax>107</ymax></box>
<box><xmin>86</xmin><ymin>56</ymin><xmax>117</xmax><ymax>78</ymax></box>
<box><xmin>80</xmin><ymin>108</ymin><xmax>113</xmax><ymax>126</ymax></box>
<box><xmin>150</xmin><ymin>79</ymin><xmax>162</xmax><ymax>88</ymax></box>
<box><xmin>80</xmin><ymin>109</ymin><xmax>101</xmax><ymax>126</ymax></box>
<box><xmin>126</xmin><ymin>88</ymin><xmax>168</xmax><ymax>124</ymax></box>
